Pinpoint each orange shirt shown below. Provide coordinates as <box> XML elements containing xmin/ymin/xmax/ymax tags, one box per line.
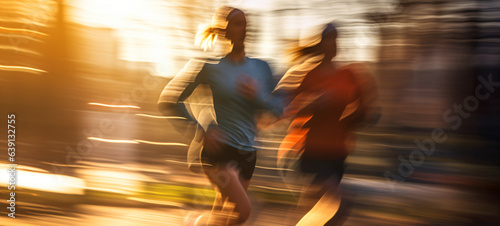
<box><xmin>281</xmin><ymin>64</ymin><xmax>363</xmax><ymax>159</ymax></box>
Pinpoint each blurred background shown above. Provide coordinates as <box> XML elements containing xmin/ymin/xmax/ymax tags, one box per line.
<box><xmin>1</xmin><ymin>0</ymin><xmax>499</xmax><ymax>225</ymax></box>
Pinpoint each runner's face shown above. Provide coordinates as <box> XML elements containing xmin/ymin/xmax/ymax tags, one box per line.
<box><xmin>225</xmin><ymin>11</ymin><xmax>246</xmax><ymax>44</ymax></box>
<box><xmin>321</xmin><ymin>31</ymin><xmax>337</xmax><ymax>57</ymax></box>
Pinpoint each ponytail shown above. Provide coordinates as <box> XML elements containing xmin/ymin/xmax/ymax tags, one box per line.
<box><xmin>195</xmin><ymin>6</ymin><xmax>236</xmax><ymax>51</ymax></box>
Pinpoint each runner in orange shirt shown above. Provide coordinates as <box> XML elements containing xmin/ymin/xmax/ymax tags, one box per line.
<box><xmin>276</xmin><ymin>22</ymin><xmax>378</xmax><ymax>225</ymax></box>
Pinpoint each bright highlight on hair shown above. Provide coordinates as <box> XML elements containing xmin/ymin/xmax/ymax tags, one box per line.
<box><xmin>195</xmin><ymin>6</ymin><xmax>235</xmax><ymax>51</ymax></box>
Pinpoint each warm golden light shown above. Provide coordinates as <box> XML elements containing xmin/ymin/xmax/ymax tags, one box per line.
<box><xmin>134</xmin><ymin>140</ymin><xmax>188</xmax><ymax>146</ymax></box>
<box><xmin>87</xmin><ymin>137</ymin><xmax>139</xmax><ymax>144</ymax></box>
<box><xmin>66</xmin><ymin>0</ymin><xmax>178</xmax><ymax>77</ymax></box>
<box><xmin>0</xmin><ymin>164</ymin><xmax>85</xmax><ymax>195</ymax></box>
<box><xmin>3</xmin><ymin>1</ymin><xmax>497</xmax><ymax>225</ymax></box>
<box><xmin>0</xmin><ymin>65</ymin><xmax>46</xmax><ymax>74</ymax></box>
<box><xmin>0</xmin><ymin>26</ymin><xmax>48</xmax><ymax>36</ymax></box>
<box><xmin>87</xmin><ymin>137</ymin><xmax>188</xmax><ymax>146</ymax></box>
<box><xmin>135</xmin><ymin>113</ymin><xmax>186</xmax><ymax>120</ymax></box>
<box><xmin>88</xmin><ymin>102</ymin><xmax>141</xmax><ymax>109</ymax></box>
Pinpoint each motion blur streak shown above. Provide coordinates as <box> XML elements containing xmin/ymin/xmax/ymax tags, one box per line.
<box><xmin>0</xmin><ymin>46</ymin><xmax>42</xmax><ymax>56</ymax></box>
<box><xmin>87</xmin><ymin>103</ymin><xmax>141</xmax><ymax>109</ymax></box>
<box><xmin>0</xmin><ymin>65</ymin><xmax>46</xmax><ymax>73</ymax></box>
<box><xmin>135</xmin><ymin>113</ymin><xmax>186</xmax><ymax>119</ymax></box>
<box><xmin>87</xmin><ymin>137</ymin><xmax>188</xmax><ymax>146</ymax></box>
<box><xmin>127</xmin><ymin>197</ymin><xmax>185</xmax><ymax>208</ymax></box>
<box><xmin>0</xmin><ymin>26</ymin><xmax>48</xmax><ymax>36</ymax></box>
<box><xmin>87</xmin><ymin>137</ymin><xmax>139</xmax><ymax>144</ymax></box>
<box><xmin>134</xmin><ymin>140</ymin><xmax>188</xmax><ymax>146</ymax></box>
<box><xmin>0</xmin><ymin>164</ymin><xmax>85</xmax><ymax>195</ymax></box>
<box><xmin>1</xmin><ymin>0</ymin><xmax>499</xmax><ymax>225</ymax></box>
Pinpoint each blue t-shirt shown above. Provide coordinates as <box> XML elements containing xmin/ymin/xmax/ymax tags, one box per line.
<box><xmin>177</xmin><ymin>57</ymin><xmax>282</xmax><ymax>151</ymax></box>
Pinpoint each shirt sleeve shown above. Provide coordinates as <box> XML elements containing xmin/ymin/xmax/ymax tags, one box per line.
<box><xmin>157</xmin><ymin>59</ymin><xmax>208</xmax><ymax>122</ymax></box>
<box><xmin>175</xmin><ymin>66</ymin><xmax>207</xmax><ymax>122</ymax></box>
<box><xmin>255</xmin><ymin>61</ymin><xmax>284</xmax><ymax>116</ymax></box>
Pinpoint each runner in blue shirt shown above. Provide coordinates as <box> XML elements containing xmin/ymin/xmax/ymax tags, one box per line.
<box><xmin>158</xmin><ymin>6</ymin><xmax>281</xmax><ymax>225</ymax></box>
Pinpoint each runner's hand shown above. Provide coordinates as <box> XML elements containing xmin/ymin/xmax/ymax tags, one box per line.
<box><xmin>236</xmin><ymin>74</ymin><xmax>258</xmax><ymax>101</ymax></box>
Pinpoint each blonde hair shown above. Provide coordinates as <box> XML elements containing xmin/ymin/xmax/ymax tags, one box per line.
<box><xmin>195</xmin><ymin>6</ymin><xmax>238</xmax><ymax>51</ymax></box>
